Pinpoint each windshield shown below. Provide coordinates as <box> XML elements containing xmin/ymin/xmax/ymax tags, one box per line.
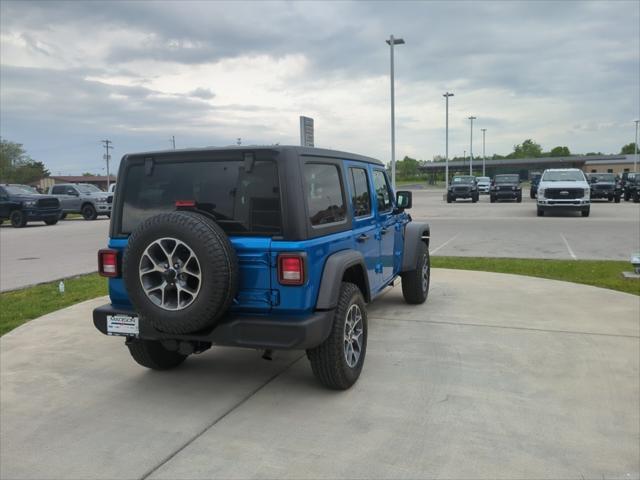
<box><xmin>452</xmin><ymin>176</ymin><xmax>475</xmax><ymax>184</ymax></box>
<box><xmin>589</xmin><ymin>174</ymin><xmax>615</xmax><ymax>182</ymax></box>
<box><xmin>476</xmin><ymin>177</ymin><xmax>490</xmax><ymax>182</ymax></box>
<box><xmin>495</xmin><ymin>175</ymin><xmax>519</xmax><ymax>184</ymax></box>
<box><xmin>4</xmin><ymin>185</ymin><xmax>37</xmax><ymax>195</ymax></box>
<box><xmin>541</xmin><ymin>170</ymin><xmax>585</xmax><ymax>182</ymax></box>
<box><xmin>120</xmin><ymin>158</ymin><xmax>282</xmax><ymax>236</ymax></box>
<box><xmin>77</xmin><ymin>184</ymin><xmax>102</xmax><ymax>194</ymax></box>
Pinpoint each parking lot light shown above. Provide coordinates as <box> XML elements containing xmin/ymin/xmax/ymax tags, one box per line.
<box><xmin>386</xmin><ymin>35</ymin><xmax>405</xmax><ymax>190</ymax></box>
<box><xmin>443</xmin><ymin>92</ymin><xmax>454</xmax><ymax>190</ymax></box>
<box><xmin>468</xmin><ymin>116</ymin><xmax>476</xmax><ymax>176</ymax></box>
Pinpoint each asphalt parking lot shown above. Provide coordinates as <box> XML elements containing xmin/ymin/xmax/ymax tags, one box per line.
<box><xmin>1</xmin><ymin>190</ymin><xmax>638</xmax><ymax>291</ymax></box>
<box><xmin>1</xmin><ymin>269</ymin><xmax>638</xmax><ymax>479</ymax></box>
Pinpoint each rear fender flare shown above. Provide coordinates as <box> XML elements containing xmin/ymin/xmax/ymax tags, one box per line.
<box><xmin>316</xmin><ymin>250</ymin><xmax>370</xmax><ymax>309</ymax></box>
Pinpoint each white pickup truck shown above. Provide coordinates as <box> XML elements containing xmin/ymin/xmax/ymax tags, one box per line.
<box><xmin>536</xmin><ymin>168</ymin><xmax>590</xmax><ymax>217</ymax></box>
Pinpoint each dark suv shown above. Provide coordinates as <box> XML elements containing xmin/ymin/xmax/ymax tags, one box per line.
<box><xmin>623</xmin><ymin>172</ymin><xmax>640</xmax><ymax>202</ymax></box>
<box><xmin>587</xmin><ymin>173</ymin><xmax>621</xmax><ymax>202</ymax></box>
<box><xmin>0</xmin><ymin>184</ymin><xmax>61</xmax><ymax>228</ymax></box>
<box><xmin>529</xmin><ymin>172</ymin><xmax>541</xmax><ymax>199</ymax></box>
<box><xmin>622</xmin><ymin>172</ymin><xmax>639</xmax><ymax>202</ymax></box>
<box><xmin>446</xmin><ymin>175</ymin><xmax>478</xmax><ymax>203</ymax></box>
<box><xmin>93</xmin><ymin>147</ymin><xmax>431</xmax><ymax>389</ymax></box>
<box><xmin>490</xmin><ymin>174</ymin><xmax>522</xmax><ymax>202</ymax></box>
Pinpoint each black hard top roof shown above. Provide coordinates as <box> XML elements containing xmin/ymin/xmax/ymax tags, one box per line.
<box><xmin>123</xmin><ymin>145</ymin><xmax>385</xmax><ymax>166</ymax></box>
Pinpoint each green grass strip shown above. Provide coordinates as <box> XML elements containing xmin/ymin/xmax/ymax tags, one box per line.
<box><xmin>0</xmin><ymin>273</ymin><xmax>107</xmax><ymax>336</ymax></box>
<box><xmin>1</xmin><ymin>258</ymin><xmax>637</xmax><ymax>337</ymax></box>
<box><xmin>432</xmin><ymin>256</ymin><xmax>640</xmax><ymax>296</ymax></box>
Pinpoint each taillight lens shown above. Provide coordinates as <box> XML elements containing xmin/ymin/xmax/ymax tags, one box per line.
<box><xmin>98</xmin><ymin>249</ymin><xmax>119</xmax><ymax>277</ymax></box>
<box><xmin>278</xmin><ymin>254</ymin><xmax>305</xmax><ymax>285</ymax></box>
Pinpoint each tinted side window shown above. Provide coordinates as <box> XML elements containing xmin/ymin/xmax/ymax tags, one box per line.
<box><xmin>373</xmin><ymin>170</ymin><xmax>392</xmax><ymax>213</ymax></box>
<box><xmin>52</xmin><ymin>186</ymin><xmax>65</xmax><ymax>194</ymax></box>
<box><xmin>349</xmin><ymin>167</ymin><xmax>371</xmax><ymax>217</ymax></box>
<box><xmin>304</xmin><ymin>163</ymin><xmax>346</xmax><ymax>226</ymax></box>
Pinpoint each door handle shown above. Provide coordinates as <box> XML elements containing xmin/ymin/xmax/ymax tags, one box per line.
<box><xmin>380</xmin><ymin>227</ymin><xmax>388</xmax><ymax>235</ymax></box>
<box><xmin>356</xmin><ymin>234</ymin><xmax>369</xmax><ymax>242</ymax></box>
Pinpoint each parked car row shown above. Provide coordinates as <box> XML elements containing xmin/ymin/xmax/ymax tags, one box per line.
<box><xmin>446</xmin><ymin>174</ymin><xmax>522</xmax><ymax>203</ymax></box>
<box><xmin>0</xmin><ymin>182</ymin><xmax>114</xmax><ymax>228</ymax></box>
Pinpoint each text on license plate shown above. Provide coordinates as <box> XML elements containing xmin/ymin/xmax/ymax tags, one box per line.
<box><xmin>107</xmin><ymin>315</ymin><xmax>139</xmax><ymax>336</ymax></box>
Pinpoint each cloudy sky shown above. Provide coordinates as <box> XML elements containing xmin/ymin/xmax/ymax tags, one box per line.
<box><xmin>1</xmin><ymin>0</ymin><xmax>638</xmax><ymax>175</ymax></box>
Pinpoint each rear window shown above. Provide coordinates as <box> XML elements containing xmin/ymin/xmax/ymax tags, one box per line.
<box><xmin>120</xmin><ymin>159</ymin><xmax>282</xmax><ymax>236</ymax></box>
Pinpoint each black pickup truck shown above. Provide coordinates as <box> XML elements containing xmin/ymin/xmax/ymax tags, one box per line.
<box><xmin>587</xmin><ymin>173</ymin><xmax>621</xmax><ymax>203</ymax></box>
<box><xmin>0</xmin><ymin>184</ymin><xmax>62</xmax><ymax>227</ymax></box>
<box><xmin>623</xmin><ymin>173</ymin><xmax>640</xmax><ymax>202</ymax></box>
<box><xmin>490</xmin><ymin>174</ymin><xmax>522</xmax><ymax>202</ymax></box>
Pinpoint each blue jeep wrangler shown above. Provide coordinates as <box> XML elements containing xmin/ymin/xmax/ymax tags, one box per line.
<box><xmin>93</xmin><ymin>146</ymin><xmax>431</xmax><ymax>389</ymax></box>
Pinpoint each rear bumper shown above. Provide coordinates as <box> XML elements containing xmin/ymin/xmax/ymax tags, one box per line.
<box><xmin>93</xmin><ymin>303</ymin><xmax>334</xmax><ymax>350</ymax></box>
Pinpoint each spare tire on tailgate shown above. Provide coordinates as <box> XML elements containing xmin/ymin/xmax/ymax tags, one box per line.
<box><xmin>123</xmin><ymin>211</ymin><xmax>238</xmax><ymax>334</ymax></box>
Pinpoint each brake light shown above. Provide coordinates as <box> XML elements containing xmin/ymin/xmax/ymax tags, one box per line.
<box><xmin>98</xmin><ymin>249</ymin><xmax>119</xmax><ymax>277</ymax></box>
<box><xmin>278</xmin><ymin>254</ymin><xmax>305</xmax><ymax>285</ymax></box>
<box><xmin>175</xmin><ymin>200</ymin><xmax>196</xmax><ymax>208</ymax></box>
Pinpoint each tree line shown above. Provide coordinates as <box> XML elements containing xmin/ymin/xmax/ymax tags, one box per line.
<box><xmin>0</xmin><ymin>139</ymin><xmax>50</xmax><ymax>184</ymax></box>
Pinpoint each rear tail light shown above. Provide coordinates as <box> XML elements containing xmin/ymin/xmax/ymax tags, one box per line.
<box><xmin>277</xmin><ymin>254</ymin><xmax>305</xmax><ymax>285</ymax></box>
<box><xmin>98</xmin><ymin>249</ymin><xmax>119</xmax><ymax>278</ymax></box>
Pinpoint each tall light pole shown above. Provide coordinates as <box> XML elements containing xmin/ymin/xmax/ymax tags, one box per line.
<box><xmin>443</xmin><ymin>92</ymin><xmax>454</xmax><ymax>189</ymax></box>
<box><xmin>635</xmin><ymin>120</ymin><xmax>639</xmax><ymax>172</ymax></box>
<box><xmin>386</xmin><ymin>35</ymin><xmax>405</xmax><ymax>190</ymax></box>
<box><xmin>481</xmin><ymin>128</ymin><xmax>487</xmax><ymax>176</ymax></box>
<box><xmin>468</xmin><ymin>116</ymin><xmax>476</xmax><ymax>176</ymax></box>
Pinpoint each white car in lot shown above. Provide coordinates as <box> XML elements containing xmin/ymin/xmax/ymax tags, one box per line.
<box><xmin>476</xmin><ymin>176</ymin><xmax>491</xmax><ymax>194</ymax></box>
<box><xmin>537</xmin><ymin>168</ymin><xmax>590</xmax><ymax>217</ymax></box>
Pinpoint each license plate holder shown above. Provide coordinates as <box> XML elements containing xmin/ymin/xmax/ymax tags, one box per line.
<box><xmin>106</xmin><ymin>314</ymin><xmax>139</xmax><ymax>337</ymax></box>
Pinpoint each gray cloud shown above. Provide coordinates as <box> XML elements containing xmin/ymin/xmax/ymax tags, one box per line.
<box><xmin>0</xmin><ymin>0</ymin><xmax>638</xmax><ymax>173</ymax></box>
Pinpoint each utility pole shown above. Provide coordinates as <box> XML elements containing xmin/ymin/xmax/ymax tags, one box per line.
<box><xmin>635</xmin><ymin>120</ymin><xmax>639</xmax><ymax>172</ymax></box>
<box><xmin>468</xmin><ymin>116</ymin><xmax>476</xmax><ymax>176</ymax></box>
<box><xmin>386</xmin><ymin>34</ymin><xmax>405</xmax><ymax>190</ymax></box>
<box><xmin>101</xmin><ymin>139</ymin><xmax>113</xmax><ymax>189</ymax></box>
<box><xmin>463</xmin><ymin>150</ymin><xmax>466</xmax><ymax>172</ymax></box>
<box><xmin>171</xmin><ymin>136</ymin><xmax>176</xmax><ymax>150</ymax></box>
<box><xmin>443</xmin><ymin>92</ymin><xmax>454</xmax><ymax>189</ymax></box>
<box><xmin>237</xmin><ymin>138</ymin><xmax>242</xmax><ymax>146</ymax></box>
<box><xmin>481</xmin><ymin>128</ymin><xmax>487</xmax><ymax>176</ymax></box>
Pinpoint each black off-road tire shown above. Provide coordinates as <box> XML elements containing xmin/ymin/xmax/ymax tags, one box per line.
<box><xmin>634</xmin><ymin>193</ymin><xmax>640</xmax><ymax>203</ymax></box>
<box><xmin>307</xmin><ymin>282</ymin><xmax>367</xmax><ymax>390</ymax></box>
<box><xmin>123</xmin><ymin>211</ymin><xmax>238</xmax><ymax>334</ymax></box>
<box><xmin>126</xmin><ymin>338</ymin><xmax>187</xmax><ymax>370</ymax></box>
<box><xmin>490</xmin><ymin>196</ymin><xmax>496</xmax><ymax>203</ymax></box>
<box><xmin>530</xmin><ymin>190</ymin><xmax>535</xmax><ymax>199</ymax></box>
<box><xmin>446</xmin><ymin>195</ymin><xmax>452</xmax><ymax>204</ymax></box>
<box><xmin>624</xmin><ymin>192</ymin><xmax>630</xmax><ymax>201</ymax></box>
<box><xmin>401</xmin><ymin>242</ymin><xmax>430</xmax><ymax>304</ymax></box>
<box><xmin>10</xmin><ymin>210</ymin><xmax>27</xmax><ymax>228</ymax></box>
<box><xmin>537</xmin><ymin>207</ymin><xmax>544</xmax><ymax>217</ymax></box>
<box><xmin>82</xmin><ymin>204</ymin><xmax>97</xmax><ymax>220</ymax></box>
<box><xmin>472</xmin><ymin>194</ymin><xmax>478</xmax><ymax>203</ymax></box>
<box><xmin>614</xmin><ymin>196</ymin><xmax>621</xmax><ymax>203</ymax></box>
<box><xmin>581</xmin><ymin>208</ymin><xmax>590</xmax><ymax>217</ymax></box>
<box><xmin>517</xmin><ymin>195</ymin><xmax>522</xmax><ymax>203</ymax></box>
<box><xmin>44</xmin><ymin>217</ymin><xmax>58</xmax><ymax>225</ymax></box>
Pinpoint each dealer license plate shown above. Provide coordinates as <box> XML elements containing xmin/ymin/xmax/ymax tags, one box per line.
<box><xmin>106</xmin><ymin>314</ymin><xmax>139</xmax><ymax>336</ymax></box>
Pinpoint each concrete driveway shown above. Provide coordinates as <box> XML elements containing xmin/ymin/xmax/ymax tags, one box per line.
<box><xmin>1</xmin><ymin>269</ymin><xmax>638</xmax><ymax>479</ymax></box>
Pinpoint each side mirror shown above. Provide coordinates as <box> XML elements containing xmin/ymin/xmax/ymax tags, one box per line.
<box><xmin>396</xmin><ymin>190</ymin><xmax>412</xmax><ymax>209</ymax></box>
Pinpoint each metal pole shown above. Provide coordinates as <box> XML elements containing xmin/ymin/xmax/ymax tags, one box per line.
<box><xmin>481</xmin><ymin>128</ymin><xmax>486</xmax><ymax>176</ymax></box>
<box><xmin>171</xmin><ymin>136</ymin><xmax>176</xmax><ymax>150</ymax></box>
<box><xmin>386</xmin><ymin>35</ymin><xmax>404</xmax><ymax>190</ymax></box>
<box><xmin>390</xmin><ymin>36</ymin><xmax>396</xmax><ymax>190</ymax></box>
<box><xmin>635</xmin><ymin>120</ymin><xmax>639</xmax><ymax>172</ymax></box>
<box><xmin>101</xmin><ymin>139</ymin><xmax>112</xmax><ymax>189</ymax></box>
<box><xmin>468</xmin><ymin>116</ymin><xmax>476</xmax><ymax>176</ymax></box>
<box><xmin>443</xmin><ymin>92</ymin><xmax>454</xmax><ymax>190</ymax></box>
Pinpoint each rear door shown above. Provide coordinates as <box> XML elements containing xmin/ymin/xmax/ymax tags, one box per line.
<box><xmin>372</xmin><ymin>169</ymin><xmax>397</xmax><ymax>286</ymax></box>
<box><xmin>0</xmin><ymin>187</ymin><xmax>10</xmax><ymax>218</ymax></box>
<box><xmin>345</xmin><ymin>162</ymin><xmax>378</xmax><ymax>291</ymax></box>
